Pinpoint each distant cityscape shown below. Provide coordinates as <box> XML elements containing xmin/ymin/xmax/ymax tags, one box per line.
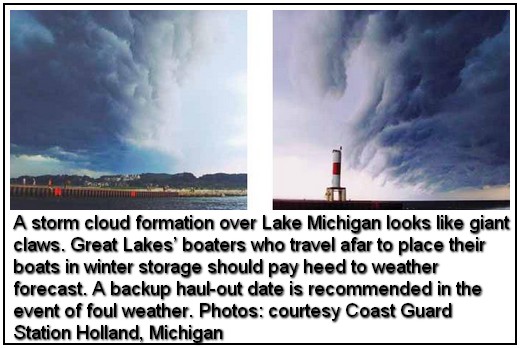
<box><xmin>11</xmin><ymin>173</ymin><xmax>247</xmax><ymax>190</ymax></box>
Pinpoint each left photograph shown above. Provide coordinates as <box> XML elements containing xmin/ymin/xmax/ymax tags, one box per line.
<box><xmin>10</xmin><ymin>10</ymin><xmax>247</xmax><ymax>210</ymax></box>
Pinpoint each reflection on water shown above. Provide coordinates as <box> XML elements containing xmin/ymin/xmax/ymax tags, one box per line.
<box><xmin>11</xmin><ymin>196</ymin><xmax>247</xmax><ymax>210</ymax></box>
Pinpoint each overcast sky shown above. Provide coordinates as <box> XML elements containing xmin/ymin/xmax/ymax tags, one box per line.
<box><xmin>10</xmin><ymin>10</ymin><xmax>247</xmax><ymax>178</ymax></box>
<box><xmin>274</xmin><ymin>10</ymin><xmax>510</xmax><ymax>200</ymax></box>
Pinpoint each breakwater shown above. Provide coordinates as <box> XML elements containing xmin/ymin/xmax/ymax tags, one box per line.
<box><xmin>273</xmin><ymin>199</ymin><xmax>403</xmax><ymax>210</ymax></box>
<box><xmin>11</xmin><ymin>185</ymin><xmax>178</xmax><ymax>198</ymax></box>
<box><xmin>273</xmin><ymin>199</ymin><xmax>510</xmax><ymax>210</ymax></box>
<box><xmin>11</xmin><ymin>185</ymin><xmax>247</xmax><ymax>199</ymax></box>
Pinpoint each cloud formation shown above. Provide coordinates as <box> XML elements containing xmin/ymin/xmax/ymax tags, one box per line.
<box><xmin>274</xmin><ymin>10</ymin><xmax>510</xmax><ymax>196</ymax></box>
<box><xmin>11</xmin><ymin>10</ymin><xmax>247</xmax><ymax>177</ymax></box>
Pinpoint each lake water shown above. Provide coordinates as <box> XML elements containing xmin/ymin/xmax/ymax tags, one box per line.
<box><xmin>11</xmin><ymin>196</ymin><xmax>247</xmax><ymax>210</ymax></box>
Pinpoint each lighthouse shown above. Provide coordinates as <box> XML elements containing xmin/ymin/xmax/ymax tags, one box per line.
<box><xmin>326</xmin><ymin>147</ymin><xmax>346</xmax><ymax>201</ymax></box>
<box><xmin>332</xmin><ymin>148</ymin><xmax>341</xmax><ymax>188</ymax></box>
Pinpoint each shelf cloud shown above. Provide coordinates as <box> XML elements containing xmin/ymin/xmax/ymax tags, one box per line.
<box><xmin>274</xmin><ymin>10</ymin><xmax>510</xmax><ymax>199</ymax></box>
<box><xmin>11</xmin><ymin>10</ymin><xmax>247</xmax><ymax>177</ymax></box>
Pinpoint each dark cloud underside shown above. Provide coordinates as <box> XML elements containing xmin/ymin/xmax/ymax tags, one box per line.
<box><xmin>11</xmin><ymin>10</ymin><xmax>247</xmax><ymax>176</ymax></box>
<box><xmin>320</xmin><ymin>11</ymin><xmax>509</xmax><ymax>191</ymax></box>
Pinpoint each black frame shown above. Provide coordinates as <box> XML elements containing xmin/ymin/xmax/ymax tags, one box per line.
<box><xmin>3</xmin><ymin>2</ymin><xmax>517</xmax><ymax>345</ymax></box>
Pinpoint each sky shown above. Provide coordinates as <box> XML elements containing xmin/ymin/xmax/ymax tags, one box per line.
<box><xmin>10</xmin><ymin>10</ymin><xmax>247</xmax><ymax>178</ymax></box>
<box><xmin>274</xmin><ymin>10</ymin><xmax>510</xmax><ymax>200</ymax></box>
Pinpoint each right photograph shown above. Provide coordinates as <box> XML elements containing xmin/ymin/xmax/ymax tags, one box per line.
<box><xmin>273</xmin><ymin>10</ymin><xmax>511</xmax><ymax>210</ymax></box>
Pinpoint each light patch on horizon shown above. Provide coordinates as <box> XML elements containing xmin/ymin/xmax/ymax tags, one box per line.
<box><xmin>10</xmin><ymin>154</ymin><xmax>112</xmax><ymax>178</ymax></box>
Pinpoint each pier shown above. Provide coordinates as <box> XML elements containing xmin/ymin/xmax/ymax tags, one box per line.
<box><xmin>11</xmin><ymin>185</ymin><xmax>179</xmax><ymax>198</ymax></box>
<box><xmin>273</xmin><ymin>199</ymin><xmax>403</xmax><ymax>210</ymax></box>
<box><xmin>273</xmin><ymin>199</ymin><xmax>509</xmax><ymax>210</ymax></box>
<box><xmin>10</xmin><ymin>185</ymin><xmax>247</xmax><ymax>199</ymax></box>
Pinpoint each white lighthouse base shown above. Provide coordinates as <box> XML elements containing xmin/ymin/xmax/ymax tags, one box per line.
<box><xmin>325</xmin><ymin>187</ymin><xmax>346</xmax><ymax>201</ymax></box>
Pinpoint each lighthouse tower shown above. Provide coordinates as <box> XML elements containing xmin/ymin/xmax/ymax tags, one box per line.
<box><xmin>326</xmin><ymin>147</ymin><xmax>346</xmax><ymax>201</ymax></box>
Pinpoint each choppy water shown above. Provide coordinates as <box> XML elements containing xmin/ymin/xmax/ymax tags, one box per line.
<box><xmin>11</xmin><ymin>196</ymin><xmax>247</xmax><ymax>210</ymax></box>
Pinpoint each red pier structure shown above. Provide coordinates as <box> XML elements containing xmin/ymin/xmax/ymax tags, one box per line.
<box><xmin>10</xmin><ymin>185</ymin><xmax>179</xmax><ymax>198</ymax></box>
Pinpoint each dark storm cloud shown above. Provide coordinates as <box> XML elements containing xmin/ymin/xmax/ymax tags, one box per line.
<box><xmin>10</xmin><ymin>10</ymin><xmax>202</xmax><ymax>174</ymax></box>
<box><xmin>322</xmin><ymin>10</ymin><xmax>510</xmax><ymax>191</ymax></box>
<box><xmin>319</xmin><ymin>11</ymin><xmax>371</xmax><ymax>96</ymax></box>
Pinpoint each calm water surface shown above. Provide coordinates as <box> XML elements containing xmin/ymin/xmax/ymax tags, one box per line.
<box><xmin>11</xmin><ymin>196</ymin><xmax>247</xmax><ymax>210</ymax></box>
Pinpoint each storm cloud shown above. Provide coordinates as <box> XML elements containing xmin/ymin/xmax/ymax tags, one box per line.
<box><xmin>274</xmin><ymin>10</ymin><xmax>510</xmax><ymax>197</ymax></box>
<box><xmin>11</xmin><ymin>10</ymin><xmax>247</xmax><ymax>177</ymax></box>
